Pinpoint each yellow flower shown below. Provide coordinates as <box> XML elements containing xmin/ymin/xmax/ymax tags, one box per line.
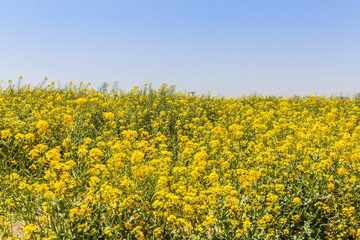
<box><xmin>103</xmin><ymin>112</ymin><xmax>115</xmax><ymax>121</ymax></box>
<box><xmin>208</xmin><ymin>171</ymin><xmax>219</xmax><ymax>184</ymax></box>
<box><xmin>125</xmin><ymin>222</ymin><xmax>133</xmax><ymax>230</ymax></box>
<box><xmin>62</xmin><ymin>138</ymin><xmax>71</xmax><ymax>147</ymax></box>
<box><xmin>154</xmin><ymin>227</ymin><xmax>162</xmax><ymax>236</ymax></box>
<box><xmin>104</xmin><ymin>229</ymin><xmax>113</xmax><ymax>236</ymax></box>
<box><xmin>280</xmin><ymin>218</ymin><xmax>287</xmax><ymax>224</ymax></box>
<box><xmin>257</xmin><ymin>215</ymin><xmax>274</xmax><ymax>228</ymax></box>
<box><xmin>1</xmin><ymin>129</ymin><xmax>12</xmax><ymax>140</ymax></box>
<box><xmin>39</xmin><ymin>215</ymin><xmax>47</xmax><ymax>223</ymax></box>
<box><xmin>292</xmin><ymin>214</ymin><xmax>301</xmax><ymax>223</ymax></box>
<box><xmin>63</xmin><ymin>114</ymin><xmax>73</xmax><ymax>124</ymax></box>
<box><xmin>46</xmin><ymin>148</ymin><xmax>61</xmax><ymax>162</ymax></box>
<box><xmin>22</xmin><ymin>223</ymin><xmax>38</xmax><ymax>235</ymax></box>
<box><xmin>78</xmin><ymin>147</ymin><xmax>88</xmax><ymax>157</ymax></box>
<box><xmin>89</xmin><ymin>148</ymin><xmax>104</xmax><ymax>159</ymax></box>
<box><xmin>25</xmin><ymin>133</ymin><xmax>35</xmax><ymax>141</ymax></box>
<box><xmin>202</xmin><ymin>215</ymin><xmax>216</xmax><ymax>227</ymax></box>
<box><xmin>293</xmin><ymin>197</ymin><xmax>301</xmax><ymax>206</ymax></box>
<box><xmin>275</xmin><ymin>184</ymin><xmax>285</xmax><ymax>192</ymax></box>
<box><xmin>130</xmin><ymin>150</ymin><xmax>144</xmax><ymax>164</ymax></box>
<box><xmin>36</xmin><ymin>120</ymin><xmax>49</xmax><ymax>132</ymax></box>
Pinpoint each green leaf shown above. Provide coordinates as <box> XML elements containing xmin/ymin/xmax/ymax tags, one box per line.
<box><xmin>304</xmin><ymin>221</ymin><xmax>313</xmax><ymax>236</ymax></box>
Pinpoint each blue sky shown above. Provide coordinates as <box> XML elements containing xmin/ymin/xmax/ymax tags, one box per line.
<box><xmin>1</xmin><ymin>0</ymin><xmax>359</xmax><ymax>97</ymax></box>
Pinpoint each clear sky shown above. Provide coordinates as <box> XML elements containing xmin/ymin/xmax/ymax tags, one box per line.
<box><xmin>1</xmin><ymin>0</ymin><xmax>359</xmax><ymax>97</ymax></box>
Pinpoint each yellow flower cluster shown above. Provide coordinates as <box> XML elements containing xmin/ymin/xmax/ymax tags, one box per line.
<box><xmin>0</xmin><ymin>82</ymin><xmax>360</xmax><ymax>239</ymax></box>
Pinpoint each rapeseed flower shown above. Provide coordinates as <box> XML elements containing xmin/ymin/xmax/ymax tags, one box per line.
<box><xmin>0</xmin><ymin>83</ymin><xmax>359</xmax><ymax>239</ymax></box>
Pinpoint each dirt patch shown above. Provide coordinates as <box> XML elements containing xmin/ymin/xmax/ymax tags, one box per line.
<box><xmin>0</xmin><ymin>221</ymin><xmax>25</xmax><ymax>240</ymax></box>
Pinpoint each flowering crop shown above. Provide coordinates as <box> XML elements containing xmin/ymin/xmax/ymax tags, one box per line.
<box><xmin>1</xmin><ymin>80</ymin><xmax>360</xmax><ymax>239</ymax></box>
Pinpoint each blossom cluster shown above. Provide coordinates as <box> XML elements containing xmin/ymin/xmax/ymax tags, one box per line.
<box><xmin>0</xmin><ymin>81</ymin><xmax>360</xmax><ymax>239</ymax></box>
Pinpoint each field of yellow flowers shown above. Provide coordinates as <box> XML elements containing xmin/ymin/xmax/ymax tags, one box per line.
<box><xmin>0</xmin><ymin>80</ymin><xmax>360</xmax><ymax>239</ymax></box>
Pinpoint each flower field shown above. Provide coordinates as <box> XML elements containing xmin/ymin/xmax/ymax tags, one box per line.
<box><xmin>1</xmin><ymin>81</ymin><xmax>360</xmax><ymax>239</ymax></box>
